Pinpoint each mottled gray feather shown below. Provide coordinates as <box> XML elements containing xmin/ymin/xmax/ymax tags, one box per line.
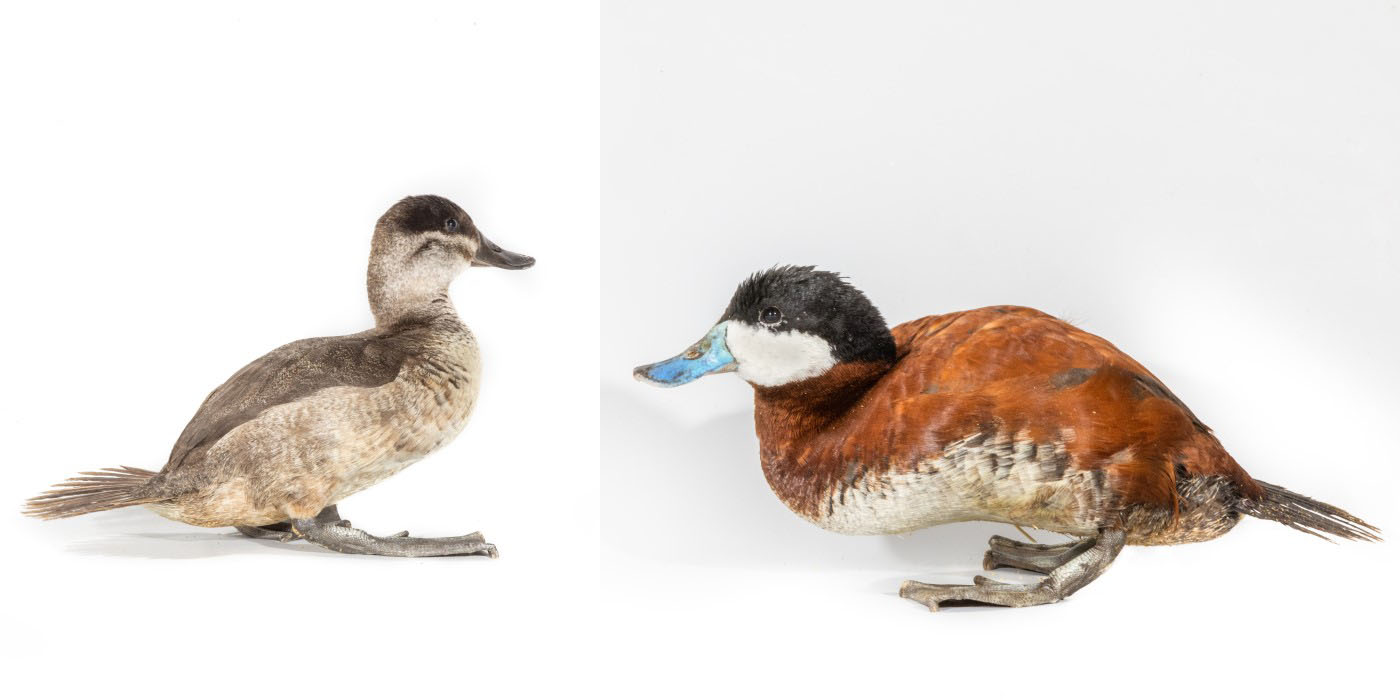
<box><xmin>162</xmin><ymin>330</ymin><xmax>418</xmax><ymax>477</ymax></box>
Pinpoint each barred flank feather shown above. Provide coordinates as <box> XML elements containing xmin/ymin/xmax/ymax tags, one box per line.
<box><xmin>23</xmin><ymin>466</ymin><xmax>160</xmax><ymax>520</ymax></box>
<box><xmin>1237</xmin><ymin>479</ymin><xmax>1381</xmax><ymax>543</ymax></box>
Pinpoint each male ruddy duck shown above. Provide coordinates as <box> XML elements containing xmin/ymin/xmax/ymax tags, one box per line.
<box><xmin>636</xmin><ymin>266</ymin><xmax>1378</xmax><ymax>610</ymax></box>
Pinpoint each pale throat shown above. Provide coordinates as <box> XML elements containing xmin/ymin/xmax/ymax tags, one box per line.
<box><xmin>367</xmin><ymin>258</ymin><xmax>460</xmax><ymax>327</ymax></box>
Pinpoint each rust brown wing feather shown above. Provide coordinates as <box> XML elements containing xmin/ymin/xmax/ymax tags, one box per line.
<box><xmin>844</xmin><ymin>307</ymin><xmax>1256</xmax><ymax>517</ymax></box>
<box><xmin>757</xmin><ymin>305</ymin><xmax>1375</xmax><ymax>543</ymax></box>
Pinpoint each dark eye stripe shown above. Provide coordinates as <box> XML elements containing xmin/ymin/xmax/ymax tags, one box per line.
<box><xmin>411</xmin><ymin>240</ymin><xmax>442</xmax><ymax>257</ymax></box>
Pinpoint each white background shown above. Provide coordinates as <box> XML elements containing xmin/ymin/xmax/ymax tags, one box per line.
<box><xmin>0</xmin><ymin>1</ymin><xmax>597</xmax><ymax>696</ymax></box>
<box><xmin>4</xmin><ymin>1</ymin><xmax>1398</xmax><ymax>695</ymax></box>
<box><xmin>604</xmin><ymin>1</ymin><xmax>1399</xmax><ymax>696</ymax></box>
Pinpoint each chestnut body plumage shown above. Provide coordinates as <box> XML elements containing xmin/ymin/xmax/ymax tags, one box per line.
<box><xmin>636</xmin><ymin>267</ymin><xmax>1379</xmax><ymax>610</ymax></box>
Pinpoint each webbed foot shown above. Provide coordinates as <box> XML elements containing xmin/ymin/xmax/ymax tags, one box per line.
<box><xmin>289</xmin><ymin>516</ymin><xmax>497</xmax><ymax>558</ymax></box>
<box><xmin>233</xmin><ymin>505</ymin><xmax>437</xmax><ymax>552</ymax></box>
<box><xmin>901</xmin><ymin>529</ymin><xmax>1125</xmax><ymax>611</ymax></box>
<box><xmin>233</xmin><ymin>504</ymin><xmax>348</xmax><ymax>543</ymax></box>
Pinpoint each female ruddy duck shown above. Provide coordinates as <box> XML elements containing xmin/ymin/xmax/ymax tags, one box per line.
<box><xmin>26</xmin><ymin>195</ymin><xmax>534</xmax><ymax>557</ymax></box>
<box><xmin>635</xmin><ymin>266</ymin><xmax>1378</xmax><ymax>610</ymax></box>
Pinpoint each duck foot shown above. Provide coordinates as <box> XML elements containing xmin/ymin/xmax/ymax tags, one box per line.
<box><xmin>233</xmin><ymin>504</ymin><xmax>352</xmax><ymax>543</ymax></box>
<box><xmin>234</xmin><ymin>522</ymin><xmax>299</xmax><ymax>542</ymax></box>
<box><xmin>901</xmin><ymin>528</ymin><xmax>1125</xmax><ymax>611</ymax></box>
<box><xmin>289</xmin><ymin>516</ymin><xmax>497</xmax><ymax>558</ymax></box>
<box><xmin>982</xmin><ymin>533</ymin><xmax>1094</xmax><ymax>574</ymax></box>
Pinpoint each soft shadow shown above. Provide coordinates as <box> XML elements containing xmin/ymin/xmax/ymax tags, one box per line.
<box><xmin>881</xmin><ymin>521</ymin><xmax>1077</xmax><ymax>570</ymax></box>
<box><xmin>66</xmin><ymin>530</ymin><xmax>326</xmax><ymax>560</ymax></box>
<box><xmin>604</xmin><ymin>387</ymin><xmax>801</xmax><ymax>568</ymax></box>
<box><xmin>48</xmin><ymin>508</ymin><xmax>500</xmax><ymax>561</ymax></box>
<box><xmin>53</xmin><ymin>510</ymin><xmax>329</xmax><ymax>559</ymax></box>
<box><xmin>24</xmin><ymin>508</ymin><xmax>321</xmax><ymax>560</ymax></box>
<box><xmin>868</xmin><ymin>525</ymin><xmax>1065</xmax><ymax>615</ymax></box>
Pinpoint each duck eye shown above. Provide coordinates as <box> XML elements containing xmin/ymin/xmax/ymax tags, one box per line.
<box><xmin>759</xmin><ymin>307</ymin><xmax>782</xmax><ymax>325</ymax></box>
<box><xmin>445</xmin><ymin>218</ymin><xmax>459</xmax><ymax>233</ymax></box>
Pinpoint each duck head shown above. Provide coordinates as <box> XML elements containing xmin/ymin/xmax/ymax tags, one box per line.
<box><xmin>634</xmin><ymin>266</ymin><xmax>895</xmax><ymax>388</ymax></box>
<box><xmin>368</xmin><ymin>195</ymin><xmax>534</xmax><ymax>325</ymax></box>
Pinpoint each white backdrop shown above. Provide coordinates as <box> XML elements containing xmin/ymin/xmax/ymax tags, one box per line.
<box><xmin>0</xmin><ymin>1</ymin><xmax>598</xmax><ymax>696</ymax></box>
<box><xmin>4</xmin><ymin>1</ymin><xmax>1398</xmax><ymax>695</ymax></box>
<box><xmin>604</xmin><ymin>1</ymin><xmax>1399</xmax><ymax>696</ymax></box>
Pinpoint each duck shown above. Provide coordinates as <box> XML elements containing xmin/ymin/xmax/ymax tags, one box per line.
<box><xmin>634</xmin><ymin>265</ymin><xmax>1379</xmax><ymax>610</ymax></box>
<box><xmin>25</xmin><ymin>195</ymin><xmax>534</xmax><ymax>557</ymax></box>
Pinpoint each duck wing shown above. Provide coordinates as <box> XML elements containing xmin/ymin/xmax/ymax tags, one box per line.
<box><xmin>883</xmin><ymin>306</ymin><xmax>1258</xmax><ymax>513</ymax></box>
<box><xmin>160</xmin><ymin>331</ymin><xmax>413</xmax><ymax>479</ymax></box>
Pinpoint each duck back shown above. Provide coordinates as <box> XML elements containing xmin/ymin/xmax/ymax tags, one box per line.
<box><xmin>754</xmin><ymin>306</ymin><xmax>1260</xmax><ymax>544</ymax></box>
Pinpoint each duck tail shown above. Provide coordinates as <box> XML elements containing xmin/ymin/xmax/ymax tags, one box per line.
<box><xmin>1236</xmin><ymin>479</ymin><xmax>1381</xmax><ymax>543</ymax></box>
<box><xmin>23</xmin><ymin>466</ymin><xmax>161</xmax><ymax>520</ymax></box>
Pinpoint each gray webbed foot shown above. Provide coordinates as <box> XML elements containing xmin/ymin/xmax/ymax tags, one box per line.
<box><xmin>290</xmin><ymin>518</ymin><xmax>497</xmax><ymax>558</ymax></box>
<box><xmin>232</xmin><ymin>506</ymin><xmax>442</xmax><ymax>554</ymax></box>
<box><xmin>232</xmin><ymin>504</ymin><xmax>347</xmax><ymax>543</ymax></box>
<box><xmin>901</xmin><ymin>529</ymin><xmax>1125</xmax><ymax>611</ymax></box>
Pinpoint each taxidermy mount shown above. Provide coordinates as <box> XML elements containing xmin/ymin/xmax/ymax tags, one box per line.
<box><xmin>635</xmin><ymin>266</ymin><xmax>1379</xmax><ymax>610</ymax></box>
<box><xmin>26</xmin><ymin>195</ymin><xmax>533</xmax><ymax>557</ymax></box>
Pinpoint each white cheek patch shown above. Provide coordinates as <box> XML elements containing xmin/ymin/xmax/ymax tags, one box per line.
<box><xmin>726</xmin><ymin>322</ymin><xmax>837</xmax><ymax>387</ymax></box>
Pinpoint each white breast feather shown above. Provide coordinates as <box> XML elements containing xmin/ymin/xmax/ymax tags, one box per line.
<box><xmin>810</xmin><ymin>431</ymin><xmax>1105</xmax><ymax>536</ymax></box>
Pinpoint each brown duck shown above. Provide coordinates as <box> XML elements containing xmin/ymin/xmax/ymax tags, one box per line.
<box><xmin>635</xmin><ymin>266</ymin><xmax>1379</xmax><ymax>610</ymax></box>
<box><xmin>25</xmin><ymin>195</ymin><xmax>534</xmax><ymax>557</ymax></box>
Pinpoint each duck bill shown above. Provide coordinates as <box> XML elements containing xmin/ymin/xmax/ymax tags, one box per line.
<box><xmin>633</xmin><ymin>323</ymin><xmax>736</xmax><ymax>387</ymax></box>
<box><xmin>471</xmin><ymin>230</ymin><xmax>536</xmax><ymax>270</ymax></box>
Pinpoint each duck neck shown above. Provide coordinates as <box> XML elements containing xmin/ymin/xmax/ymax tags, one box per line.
<box><xmin>752</xmin><ymin>360</ymin><xmax>892</xmax><ymax>450</ymax></box>
<box><xmin>367</xmin><ymin>260</ymin><xmax>459</xmax><ymax>329</ymax></box>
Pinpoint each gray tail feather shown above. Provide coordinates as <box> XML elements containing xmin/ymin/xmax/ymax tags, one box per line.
<box><xmin>1237</xmin><ymin>479</ymin><xmax>1382</xmax><ymax>543</ymax></box>
<box><xmin>23</xmin><ymin>466</ymin><xmax>161</xmax><ymax>520</ymax></box>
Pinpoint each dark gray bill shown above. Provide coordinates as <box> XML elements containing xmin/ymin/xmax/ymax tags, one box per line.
<box><xmin>472</xmin><ymin>231</ymin><xmax>535</xmax><ymax>270</ymax></box>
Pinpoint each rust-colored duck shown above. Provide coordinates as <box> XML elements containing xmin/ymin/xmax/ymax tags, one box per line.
<box><xmin>635</xmin><ymin>266</ymin><xmax>1379</xmax><ymax>610</ymax></box>
<box><xmin>26</xmin><ymin>195</ymin><xmax>533</xmax><ymax>557</ymax></box>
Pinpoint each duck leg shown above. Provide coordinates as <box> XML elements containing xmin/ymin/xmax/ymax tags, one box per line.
<box><xmin>233</xmin><ymin>504</ymin><xmax>360</xmax><ymax>542</ymax></box>
<box><xmin>982</xmin><ymin>534</ymin><xmax>1094</xmax><ymax>575</ymax></box>
<box><xmin>289</xmin><ymin>517</ymin><xmax>497</xmax><ymax>558</ymax></box>
<box><xmin>234</xmin><ymin>522</ymin><xmax>298</xmax><ymax>542</ymax></box>
<box><xmin>901</xmin><ymin>528</ymin><xmax>1125</xmax><ymax>611</ymax></box>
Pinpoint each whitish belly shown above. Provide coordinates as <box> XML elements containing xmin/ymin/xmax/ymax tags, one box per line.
<box><xmin>806</xmin><ymin>432</ymin><xmax>1107</xmax><ymax>536</ymax></box>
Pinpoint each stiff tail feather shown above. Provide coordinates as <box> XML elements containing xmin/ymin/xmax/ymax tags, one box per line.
<box><xmin>23</xmin><ymin>466</ymin><xmax>161</xmax><ymax>520</ymax></box>
<box><xmin>1237</xmin><ymin>479</ymin><xmax>1381</xmax><ymax>543</ymax></box>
